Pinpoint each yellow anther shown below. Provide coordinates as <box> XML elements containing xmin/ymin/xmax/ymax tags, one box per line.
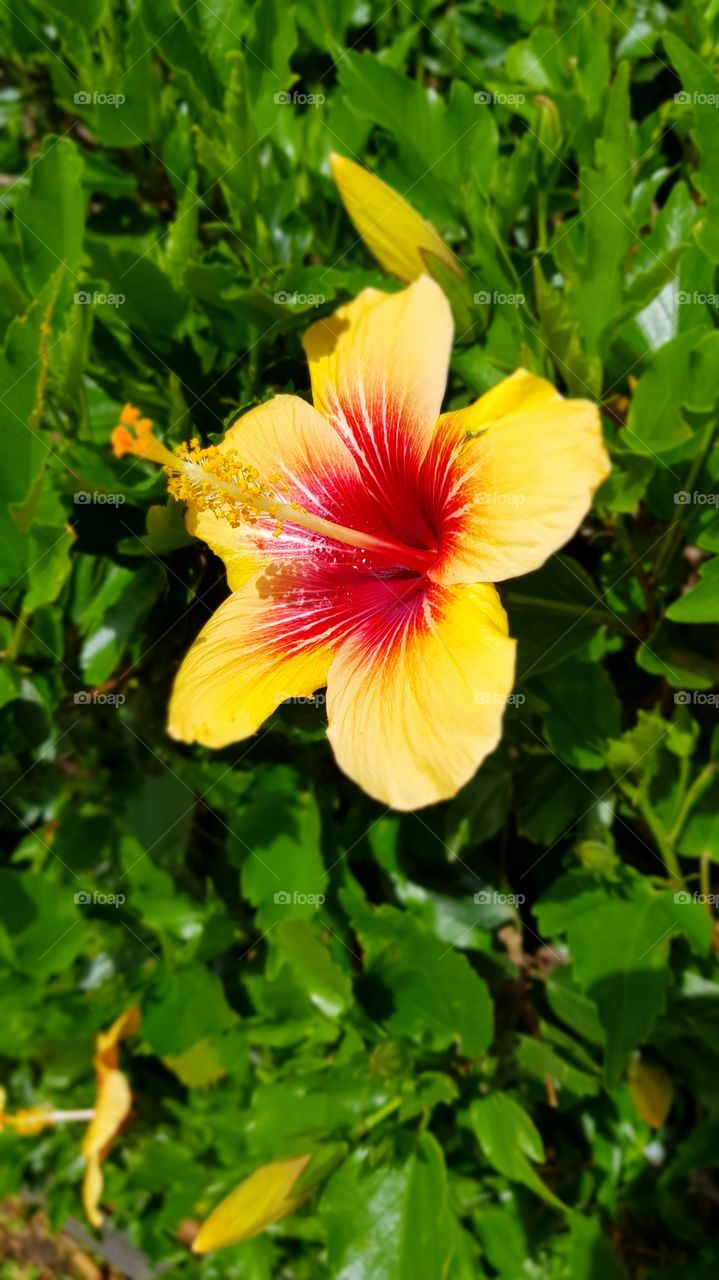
<box><xmin>109</xmin><ymin>426</ymin><xmax>436</xmax><ymax>572</ymax></box>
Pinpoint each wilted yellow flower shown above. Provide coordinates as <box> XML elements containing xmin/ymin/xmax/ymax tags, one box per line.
<box><xmin>329</xmin><ymin>152</ymin><xmax>463</xmax><ymax>283</ymax></box>
<box><xmin>192</xmin><ymin>1155</ymin><xmax>311</xmax><ymax>1253</ymax></box>
<box><xmin>82</xmin><ymin>1005</ymin><xmax>141</xmax><ymax>1228</ymax></box>
<box><xmin>0</xmin><ymin>1007</ymin><xmax>140</xmax><ymax>1229</ymax></box>
<box><xmin>628</xmin><ymin>1057</ymin><xmax>674</xmax><ymax>1129</ymax></box>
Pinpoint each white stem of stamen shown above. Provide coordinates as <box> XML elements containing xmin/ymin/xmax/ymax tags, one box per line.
<box><xmin>48</xmin><ymin>1109</ymin><xmax>97</xmax><ymax>1123</ymax></box>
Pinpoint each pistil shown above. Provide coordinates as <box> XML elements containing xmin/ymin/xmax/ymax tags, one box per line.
<box><xmin>111</xmin><ymin>408</ymin><xmax>435</xmax><ymax>574</ymax></box>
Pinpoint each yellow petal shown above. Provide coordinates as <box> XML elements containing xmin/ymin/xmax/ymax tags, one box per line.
<box><xmin>82</xmin><ymin>1006</ymin><xmax>139</xmax><ymax>1229</ymax></box>
<box><xmin>188</xmin><ymin>395</ymin><xmax>358</xmax><ymax>590</ymax></box>
<box><xmin>437</xmin><ymin>368</ymin><xmax>562</xmax><ymax>433</ymax></box>
<box><xmin>95</xmin><ymin>1005</ymin><xmax>141</xmax><ymax>1068</ymax></box>
<box><xmin>329</xmin><ymin>152</ymin><xmax>462</xmax><ymax>284</ymax></box>
<box><xmin>82</xmin><ymin>1068</ymin><xmax>132</xmax><ymax>1163</ymax></box>
<box><xmin>167</xmin><ymin>576</ymin><xmax>336</xmax><ymax>748</ymax></box>
<box><xmin>628</xmin><ymin>1059</ymin><xmax>673</xmax><ymax>1129</ymax></box>
<box><xmin>81</xmin><ymin>1068</ymin><xmax>132</xmax><ymax>1229</ymax></box>
<box><xmin>192</xmin><ymin>1155</ymin><xmax>311</xmax><ymax>1253</ymax></box>
<box><xmin>82</xmin><ymin>1156</ymin><xmax>105</xmax><ymax>1230</ymax></box>
<box><xmin>428</xmin><ymin>374</ymin><xmax>610</xmax><ymax>584</ymax></box>
<box><xmin>302</xmin><ymin>277</ymin><xmax>453</xmax><ymax>459</ymax></box>
<box><xmin>326</xmin><ymin>582</ymin><xmax>516</xmax><ymax>810</ymax></box>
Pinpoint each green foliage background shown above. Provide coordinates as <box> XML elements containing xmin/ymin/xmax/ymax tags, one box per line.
<box><xmin>1</xmin><ymin>0</ymin><xmax>719</xmax><ymax>1275</ymax></box>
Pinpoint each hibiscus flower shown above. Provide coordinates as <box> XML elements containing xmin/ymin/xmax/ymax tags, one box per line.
<box><xmin>113</xmin><ymin>278</ymin><xmax>609</xmax><ymax>809</ymax></box>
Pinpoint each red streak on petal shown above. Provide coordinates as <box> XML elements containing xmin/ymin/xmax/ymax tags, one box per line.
<box><xmin>254</xmin><ymin>559</ymin><xmax>437</xmax><ymax>660</ymax></box>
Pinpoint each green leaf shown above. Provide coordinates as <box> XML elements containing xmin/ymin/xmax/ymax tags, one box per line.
<box><xmin>142</xmin><ymin>966</ymin><xmax>238</xmax><ymax>1057</ymax></box>
<box><xmin>536</xmin><ymin>873</ymin><xmax>706</xmax><ymax>1084</ymax></box>
<box><xmin>246</xmin><ymin>0</ymin><xmax>298</xmax><ymax>135</ymax></box>
<box><xmin>515</xmin><ymin>1033</ymin><xmax>601</xmax><ymax>1098</ymax></box>
<box><xmin>338</xmin><ymin>55</ymin><xmax>496</xmax><ymax>219</ymax></box>
<box><xmin>320</xmin><ymin>1136</ymin><xmax>454</xmax><ymax>1280</ymax></box>
<box><xmin>507</xmin><ymin>555</ymin><xmax>607</xmax><ymax>678</ymax></box>
<box><xmin>626</xmin><ymin>329</ymin><xmax>719</xmax><ymax>455</ymax></box>
<box><xmin>342</xmin><ymin>889</ymin><xmax>493</xmax><ymax>1057</ymax></box>
<box><xmin>0</xmin><ymin>869</ymin><xmax>84</xmax><ymax>981</ymax></box>
<box><xmin>541</xmin><ymin>659</ymin><xmax>621</xmax><ymax>770</ymax></box>
<box><xmin>665</xmin><ymin>35</ymin><xmax>719</xmax><ymax>263</ymax></box>
<box><xmin>666</xmin><ymin>556</ymin><xmax>719</xmax><ymax>623</ymax></box>
<box><xmin>463</xmin><ymin>1093</ymin><xmax>566</xmax><ymax>1209</ymax></box>
<box><xmin>272</xmin><ymin>919</ymin><xmax>352</xmax><ymax>1019</ymax></box>
<box><xmin>0</xmin><ymin>304</ymin><xmax>52</xmax><ymax>585</ymax></box>
<box><xmin>554</xmin><ymin>62</ymin><xmax>632</xmax><ymax>356</ymax></box>
<box><xmin>21</xmin><ymin>523</ymin><xmax>76</xmax><ymax>614</ymax></box>
<box><xmin>240</xmin><ymin>776</ymin><xmax>326</xmax><ymax>928</ymax></box>
<box><xmin>637</xmin><ymin>621</ymin><xmax>719</xmax><ymax>686</ymax></box>
<box><xmin>79</xmin><ymin>562</ymin><xmax>163</xmax><ymax>684</ymax></box>
<box><xmin>15</xmin><ymin>137</ymin><xmax>85</xmax><ymax>296</ymax></box>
